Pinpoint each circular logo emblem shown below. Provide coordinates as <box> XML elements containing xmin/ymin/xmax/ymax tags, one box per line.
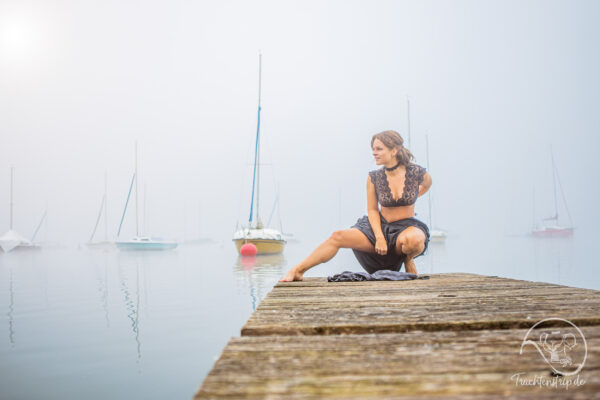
<box><xmin>520</xmin><ymin>318</ymin><xmax>587</xmax><ymax>376</ymax></box>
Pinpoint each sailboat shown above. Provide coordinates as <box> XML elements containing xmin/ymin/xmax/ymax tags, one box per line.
<box><xmin>87</xmin><ymin>171</ymin><xmax>113</xmax><ymax>247</ymax></box>
<box><xmin>424</xmin><ymin>135</ymin><xmax>447</xmax><ymax>242</ymax></box>
<box><xmin>233</xmin><ymin>54</ymin><xmax>286</xmax><ymax>255</ymax></box>
<box><xmin>0</xmin><ymin>166</ymin><xmax>34</xmax><ymax>252</ymax></box>
<box><xmin>532</xmin><ymin>148</ymin><xmax>574</xmax><ymax>237</ymax></box>
<box><xmin>115</xmin><ymin>142</ymin><xmax>178</xmax><ymax>251</ymax></box>
<box><xmin>29</xmin><ymin>209</ymin><xmax>47</xmax><ymax>247</ymax></box>
<box><xmin>0</xmin><ymin>230</ymin><xmax>32</xmax><ymax>253</ymax></box>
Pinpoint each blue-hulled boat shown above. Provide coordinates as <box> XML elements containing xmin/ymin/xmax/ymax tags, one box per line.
<box><xmin>115</xmin><ymin>142</ymin><xmax>178</xmax><ymax>251</ymax></box>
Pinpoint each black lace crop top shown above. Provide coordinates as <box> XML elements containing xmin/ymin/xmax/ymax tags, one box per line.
<box><xmin>369</xmin><ymin>164</ymin><xmax>427</xmax><ymax>207</ymax></box>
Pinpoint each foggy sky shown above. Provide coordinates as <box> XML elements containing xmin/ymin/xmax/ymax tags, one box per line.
<box><xmin>1</xmin><ymin>0</ymin><xmax>599</xmax><ymax>245</ymax></box>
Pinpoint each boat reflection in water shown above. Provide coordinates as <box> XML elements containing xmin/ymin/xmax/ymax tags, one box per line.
<box><xmin>114</xmin><ymin>249</ymin><xmax>180</xmax><ymax>367</ymax></box>
<box><xmin>234</xmin><ymin>253</ymin><xmax>286</xmax><ymax>311</ymax></box>
<box><xmin>117</xmin><ymin>255</ymin><xmax>143</xmax><ymax>365</ymax></box>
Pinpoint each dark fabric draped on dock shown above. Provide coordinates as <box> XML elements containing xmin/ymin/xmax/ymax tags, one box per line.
<box><xmin>328</xmin><ymin>270</ymin><xmax>430</xmax><ymax>282</ymax></box>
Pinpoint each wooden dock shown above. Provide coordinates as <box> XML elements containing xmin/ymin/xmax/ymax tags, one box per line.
<box><xmin>194</xmin><ymin>273</ymin><xmax>600</xmax><ymax>398</ymax></box>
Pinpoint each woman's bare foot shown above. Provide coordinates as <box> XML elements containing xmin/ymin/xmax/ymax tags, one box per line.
<box><xmin>279</xmin><ymin>267</ymin><xmax>304</xmax><ymax>282</ymax></box>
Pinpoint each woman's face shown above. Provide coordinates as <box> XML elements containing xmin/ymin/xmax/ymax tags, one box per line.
<box><xmin>372</xmin><ymin>139</ymin><xmax>396</xmax><ymax>165</ymax></box>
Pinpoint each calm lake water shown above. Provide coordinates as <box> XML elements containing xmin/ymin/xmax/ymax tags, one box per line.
<box><xmin>0</xmin><ymin>229</ymin><xmax>598</xmax><ymax>400</ymax></box>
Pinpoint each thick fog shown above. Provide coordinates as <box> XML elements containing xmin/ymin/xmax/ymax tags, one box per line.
<box><xmin>1</xmin><ymin>0</ymin><xmax>599</xmax><ymax>245</ymax></box>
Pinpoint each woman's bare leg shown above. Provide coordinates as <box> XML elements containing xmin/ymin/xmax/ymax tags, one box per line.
<box><xmin>279</xmin><ymin>228</ymin><xmax>374</xmax><ymax>282</ymax></box>
<box><xmin>395</xmin><ymin>227</ymin><xmax>426</xmax><ymax>274</ymax></box>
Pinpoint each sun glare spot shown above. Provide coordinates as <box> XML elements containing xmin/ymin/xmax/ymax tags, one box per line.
<box><xmin>0</xmin><ymin>18</ymin><xmax>39</xmax><ymax>63</ymax></box>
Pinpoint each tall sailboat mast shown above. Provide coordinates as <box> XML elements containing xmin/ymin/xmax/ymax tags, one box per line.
<box><xmin>143</xmin><ymin>183</ymin><xmax>147</xmax><ymax>236</ymax></box>
<box><xmin>89</xmin><ymin>170</ymin><xmax>109</xmax><ymax>243</ymax></box>
<box><xmin>248</xmin><ymin>53</ymin><xmax>263</xmax><ymax>228</ymax></box>
<box><xmin>532</xmin><ymin>147</ymin><xmax>573</xmax><ymax>237</ymax></box>
<box><xmin>423</xmin><ymin>135</ymin><xmax>447</xmax><ymax>242</ymax></box>
<box><xmin>30</xmin><ymin>210</ymin><xmax>47</xmax><ymax>242</ymax></box>
<box><xmin>104</xmin><ymin>170</ymin><xmax>108</xmax><ymax>241</ymax></box>
<box><xmin>232</xmin><ymin>52</ymin><xmax>285</xmax><ymax>255</ymax></box>
<box><xmin>425</xmin><ymin>134</ymin><xmax>432</xmax><ymax>228</ymax></box>
<box><xmin>550</xmin><ymin>146</ymin><xmax>558</xmax><ymax>220</ymax></box>
<box><xmin>115</xmin><ymin>141</ymin><xmax>177</xmax><ymax>250</ymax></box>
<box><xmin>9</xmin><ymin>165</ymin><xmax>14</xmax><ymax>230</ymax></box>
<box><xmin>135</xmin><ymin>141</ymin><xmax>139</xmax><ymax>237</ymax></box>
<box><xmin>550</xmin><ymin>146</ymin><xmax>573</xmax><ymax>227</ymax></box>
<box><xmin>256</xmin><ymin>53</ymin><xmax>262</xmax><ymax>227</ymax></box>
<box><xmin>406</xmin><ymin>97</ymin><xmax>411</xmax><ymax>149</ymax></box>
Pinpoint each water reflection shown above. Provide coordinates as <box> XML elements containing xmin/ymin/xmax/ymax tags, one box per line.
<box><xmin>0</xmin><ymin>237</ymin><xmax>595</xmax><ymax>400</ymax></box>
<box><xmin>7</xmin><ymin>267</ymin><xmax>14</xmax><ymax>347</ymax></box>
<box><xmin>419</xmin><ymin>233</ymin><xmax>576</xmax><ymax>287</ymax></box>
<box><xmin>423</xmin><ymin>240</ymin><xmax>447</xmax><ymax>274</ymax></box>
<box><xmin>234</xmin><ymin>254</ymin><xmax>286</xmax><ymax>311</ymax></box>
<box><xmin>113</xmin><ymin>249</ymin><xmax>183</xmax><ymax>368</ymax></box>
<box><xmin>532</xmin><ymin>235</ymin><xmax>574</xmax><ymax>285</ymax></box>
<box><xmin>117</xmin><ymin>256</ymin><xmax>142</xmax><ymax>364</ymax></box>
<box><xmin>88</xmin><ymin>249</ymin><xmax>110</xmax><ymax>328</ymax></box>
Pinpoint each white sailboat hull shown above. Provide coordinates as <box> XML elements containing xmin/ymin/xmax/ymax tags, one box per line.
<box><xmin>0</xmin><ymin>240</ymin><xmax>20</xmax><ymax>253</ymax></box>
<box><xmin>532</xmin><ymin>226</ymin><xmax>574</xmax><ymax>238</ymax></box>
<box><xmin>0</xmin><ymin>230</ymin><xmax>32</xmax><ymax>253</ymax></box>
<box><xmin>233</xmin><ymin>228</ymin><xmax>286</xmax><ymax>254</ymax></box>
<box><xmin>116</xmin><ymin>237</ymin><xmax>177</xmax><ymax>251</ymax></box>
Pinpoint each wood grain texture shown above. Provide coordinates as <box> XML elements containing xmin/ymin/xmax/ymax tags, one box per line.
<box><xmin>195</xmin><ymin>327</ymin><xmax>600</xmax><ymax>399</ymax></box>
<box><xmin>194</xmin><ymin>273</ymin><xmax>600</xmax><ymax>399</ymax></box>
<box><xmin>242</xmin><ymin>274</ymin><xmax>600</xmax><ymax>336</ymax></box>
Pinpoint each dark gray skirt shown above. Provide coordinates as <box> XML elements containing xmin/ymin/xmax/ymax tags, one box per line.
<box><xmin>351</xmin><ymin>215</ymin><xmax>430</xmax><ymax>274</ymax></box>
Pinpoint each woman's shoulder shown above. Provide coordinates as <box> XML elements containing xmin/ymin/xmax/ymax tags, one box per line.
<box><xmin>408</xmin><ymin>162</ymin><xmax>425</xmax><ymax>169</ymax></box>
<box><xmin>407</xmin><ymin>163</ymin><xmax>427</xmax><ymax>182</ymax></box>
<box><xmin>368</xmin><ymin>167</ymin><xmax>384</xmax><ymax>183</ymax></box>
<box><xmin>369</xmin><ymin>167</ymin><xmax>385</xmax><ymax>174</ymax></box>
<box><xmin>408</xmin><ymin>163</ymin><xmax>426</xmax><ymax>173</ymax></box>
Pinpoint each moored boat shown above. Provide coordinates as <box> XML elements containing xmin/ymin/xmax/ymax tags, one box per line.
<box><xmin>233</xmin><ymin>227</ymin><xmax>286</xmax><ymax>254</ymax></box>
<box><xmin>532</xmin><ymin>148</ymin><xmax>574</xmax><ymax>238</ymax></box>
<box><xmin>116</xmin><ymin>236</ymin><xmax>178</xmax><ymax>251</ymax></box>
<box><xmin>0</xmin><ymin>166</ymin><xmax>39</xmax><ymax>252</ymax></box>
<box><xmin>87</xmin><ymin>170</ymin><xmax>114</xmax><ymax>248</ymax></box>
<box><xmin>424</xmin><ymin>135</ymin><xmax>447</xmax><ymax>243</ymax></box>
<box><xmin>115</xmin><ymin>143</ymin><xmax>178</xmax><ymax>251</ymax></box>
<box><xmin>233</xmin><ymin>54</ymin><xmax>286</xmax><ymax>255</ymax></box>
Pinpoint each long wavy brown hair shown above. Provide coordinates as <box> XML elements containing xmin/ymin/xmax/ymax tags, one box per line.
<box><xmin>370</xmin><ymin>130</ymin><xmax>414</xmax><ymax>166</ymax></box>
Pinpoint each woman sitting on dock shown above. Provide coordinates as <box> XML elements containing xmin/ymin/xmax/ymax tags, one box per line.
<box><xmin>280</xmin><ymin>130</ymin><xmax>432</xmax><ymax>282</ymax></box>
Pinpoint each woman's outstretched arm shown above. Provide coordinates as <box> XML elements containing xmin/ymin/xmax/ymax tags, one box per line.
<box><xmin>366</xmin><ymin>177</ymin><xmax>387</xmax><ymax>255</ymax></box>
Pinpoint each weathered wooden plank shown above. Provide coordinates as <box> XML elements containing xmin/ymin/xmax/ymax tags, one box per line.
<box><xmin>195</xmin><ymin>274</ymin><xmax>600</xmax><ymax>398</ymax></box>
<box><xmin>195</xmin><ymin>327</ymin><xmax>600</xmax><ymax>399</ymax></box>
<box><xmin>242</xmin><ymin>274</ymin><xmax>600</xmax><ymax>336</ymax></box>
<box><xmin>258</xmin><ymin>292</ymin><xmax>597</xmax><ymax>306</ymax></box>
<box><xmin>270</xmin><ymin>279</ymin><xmax>595</xmax><ymax>291</ymax></box>
<box><xmin>275</xmin><ymin>274</ymin><xmax>563</xmax><ymax>287</ymax></box>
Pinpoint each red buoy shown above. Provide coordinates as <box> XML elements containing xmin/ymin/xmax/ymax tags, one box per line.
<box><xmin>240</xmin><ymin>243</ymin><xmax>257</xmax><ymax>256</ymax></box>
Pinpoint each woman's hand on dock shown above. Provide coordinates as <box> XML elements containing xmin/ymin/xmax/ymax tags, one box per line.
<box><xmin>279</xmin><ymin>267</ymin><xmax>304</xmax><ymax>282</ymax></box>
